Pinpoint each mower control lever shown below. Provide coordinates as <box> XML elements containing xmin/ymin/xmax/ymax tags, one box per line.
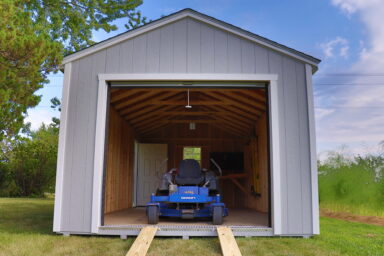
<box><xmin>210</xmin><ymin>158</ymin><xmax>222</xmax><ymax>176</ymax></box>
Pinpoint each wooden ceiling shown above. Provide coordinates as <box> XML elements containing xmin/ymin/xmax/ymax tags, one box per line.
<box><xmin>109</xmin><ymin>88</ymin><xmax>267</xmax><ymax>136</ymax></box>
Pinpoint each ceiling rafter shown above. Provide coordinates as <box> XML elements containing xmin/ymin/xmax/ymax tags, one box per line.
<box><xmin>110</xmin><ymin>89</ymin><xmax>150</xmax><ymax>103</ymax></box>
<box><xmin>118</xmin><ymin>91</ymin><xmax>181</xmax><ymax>115</ymax></box>
<box><xmin>114</xmin><ymin>90</ymin><xmax>167</xmax><ymax>110</ymax></box>
<box><xmin>200</xmin><ymin>91</ymin><xmax>264</xmax><ymax>115</ymax></box>
<box><xmin>109</xmin><ymin>88</ymin><xmax>267</xmax><ymax>136</ymax></box>
<box><xmin>129</xmin><ymin>106</ymin><xmax>176</xmax><ymax>125</ymax></box>
<box><xmin>220</xmin><ymin>91</ymin><xmax>267</xmax><ymax>110</ymax></box>
<box><xmin>202</xmin><ymin>105</ymin><xmax>257</xmax><ymax>125</ymax></box>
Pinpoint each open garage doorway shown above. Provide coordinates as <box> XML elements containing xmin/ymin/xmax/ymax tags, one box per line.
<box><xmin>101</xmin><ymin>84</ymin><xmax>271</xmax><ymax>228</ymax></box>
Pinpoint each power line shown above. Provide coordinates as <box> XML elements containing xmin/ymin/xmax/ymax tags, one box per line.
<box><xmin>315</xmin><ymin>73</ymin><xmax>384</xmax><ymax>77</ymax></box>
<box><xmin>315</xmin><ymin>106</ymin><xmax>384</xmax><ymax>109</ymax></box>
<box><xmin>314</xmin><ymin>83</ymin><xmax>384</xmax><ymax>86</ymax></box>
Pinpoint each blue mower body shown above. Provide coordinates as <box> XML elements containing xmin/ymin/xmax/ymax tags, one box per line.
<box><xmin>146</xmin><ymin>159</ymin><xmax>228</xmax><ymax>224</ymax></box>
<box><xmin>147</xmin><ymin>186</ymin><xmax>228</xmax><ymax>219</ymax></box>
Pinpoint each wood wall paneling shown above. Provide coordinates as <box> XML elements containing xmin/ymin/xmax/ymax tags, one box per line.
<box><xmin>244</xmin><ymin>112</ymin><xmax>269</xmax><ymax>213</ymax></box>
<box><xmin>104</xmin><ymin>107</ymin><xmax>135</xmax><ymax>214</ymax></box>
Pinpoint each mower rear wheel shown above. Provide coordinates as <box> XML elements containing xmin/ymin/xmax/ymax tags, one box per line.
<box><xmin>212</xmin><ymin>206</ymin><xmax>223</xmax><ymax>225</ymax></box>
<box><xmin>147</xmin><ymin>206</ymin><xmax>159</xmax><ymax>224</ymax></box>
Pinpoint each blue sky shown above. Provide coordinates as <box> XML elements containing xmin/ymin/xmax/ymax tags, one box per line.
<box><xmin>27</xmin><ymin>0</ymin><xmax>384</xmax><ymax>157</ymax></box>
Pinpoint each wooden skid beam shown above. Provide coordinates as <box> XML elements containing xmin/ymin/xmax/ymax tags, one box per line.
<box><xmin>217</xmin><ymin>227</ymin><xmax>242</xmax><ymax>256</ymax></box>
<box><xmin>126</xmin><ymin>226</ymin><xmax>158</xmax><ymax>256</ymax></box>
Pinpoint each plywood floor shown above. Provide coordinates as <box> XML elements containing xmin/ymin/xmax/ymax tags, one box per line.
<box><xmin>104</xmin><ymin>208</ymin><xmax>269</xmax><ymax>226</ymax></box>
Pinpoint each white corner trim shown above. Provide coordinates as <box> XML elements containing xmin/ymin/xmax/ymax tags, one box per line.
<box><xmin>269</xmin><ymin>79</ymin><xmax>282</xmax><ymax>235</ymax></box>
<box><xmin>91</xmin><ymin>73</ymin><xmax>281</xmax><ymax>234</ymax></box>
<box><xmin>62</xmin><ymin>11</ymin><xmax>318</xmax><ymax>68</ymax></box>
<box><xmin>305</xmin><ymin>64</ymin><xmax>319</xmax><ymax>235</ymax></box>
<box><xmin>53</xmin><ymin>63</ymin><xmax>72</xmax><ymax>232</ymax></box>
<box><xmin>91</xmin><ymin>78</ymin><xmax>109</xmax><ymax>233</ymax></box>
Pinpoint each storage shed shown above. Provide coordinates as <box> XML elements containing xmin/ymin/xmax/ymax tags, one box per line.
<box><xmin>53</xmin><ymin>8</ymin><xmax>321</xmax><ymax>237</ymax></box>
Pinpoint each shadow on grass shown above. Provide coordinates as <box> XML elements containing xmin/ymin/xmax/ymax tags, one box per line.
<box><xmin>0</xmin><ymin>198</ymin><xmax>55</xmax><ymax>235</ymax></box>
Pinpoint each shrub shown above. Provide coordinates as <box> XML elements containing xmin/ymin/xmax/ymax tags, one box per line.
<box><xmin>0</xmin><ymin>124</ymin><xmax>58</xmax><ymax>197</ymax></box>
<box><xmin>318</xmin><ymin>151</ymin><xmax>384</xmax><ymax>216</ymax></box>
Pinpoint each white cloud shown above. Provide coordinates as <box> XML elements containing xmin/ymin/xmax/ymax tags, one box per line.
<box><xmin>316</xmin><ymin>108</ymin><xmax>384</xmax><ymax>143</ymax></box>
<box><xmin>317</xmin><ymin>142</ymin><xmax>383</xmax><ymax>162</ymax></box>
<box><xmin>315</xmin><ymin>108</ymin><xmax>335</xmax><ymax>120</ymax></box>
<box><xmin>331</xmin><ymin>0</ymin><xmax>384</xmax><ymax>15</ymax></box>
<box><xmin>331</xmin><ymin>0</ymin><xmax>384</xmax><ymax>60</ymax></box>
<box><xmin>320</xmin><ymin>37</ymin><xmax>349</xmax><ymax>58</ymax></box>
<box><xmin>316</xmin><ymin>1</ymin><xmax>384</xmax><ymax>154</ymax></box>
<box><xmin>331</xmin><ymin>0</ymin><xmax>359</xmax><ymax>14</ymax></box>
<box><xmin>25</xmin><ymin>108</ymin><xmax>59</xmax><ymax>131</ymax></box>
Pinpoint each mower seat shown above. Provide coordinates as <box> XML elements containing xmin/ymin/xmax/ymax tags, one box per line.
<box><xmin>175</xmin><ymin>159</ymin><xmax>205</xmax><ymax>185</ymax></box>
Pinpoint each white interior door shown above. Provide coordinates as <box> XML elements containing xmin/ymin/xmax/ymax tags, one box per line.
<box><xmin>136</xmin><ymin>143</ymin><xmax>168</xmax><ymax>206</ymax></box>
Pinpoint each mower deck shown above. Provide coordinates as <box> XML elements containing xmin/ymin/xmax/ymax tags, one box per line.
<box><xmin>104</xmin><ymin>208</ymin><xmax>268</xmax><ymax>226</ymax></box>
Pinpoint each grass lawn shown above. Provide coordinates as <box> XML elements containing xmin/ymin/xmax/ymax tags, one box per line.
<box><xmin>0</xmin><ymin>198</ymin><xmax>383</xmax><ymax>256</ymax></box>
<box><xmin>320</xmin><ymin>202</ymin><xmax>384</xmax><ymax>218</ymax></box>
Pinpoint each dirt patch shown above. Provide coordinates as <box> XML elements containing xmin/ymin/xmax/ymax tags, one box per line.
<box><xmin>321</xmin><ymin>208</ymin><xmax>384</xmax><ymax>226</ymax></box>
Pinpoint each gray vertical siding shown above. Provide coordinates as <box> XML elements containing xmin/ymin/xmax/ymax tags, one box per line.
<box><xmin>59</xmin><ymin>17</ymin><xmax>314</xmax><ymax>235</ymax></box>
<box><xmin>187</xmin><ymin>19</ymin><xmax>201</xmax><ymax>73</ymax></box>
<box><xmin>61</xmin><ymin>50</ymin><xmax>106</xmax><ymax>232</ymax></box>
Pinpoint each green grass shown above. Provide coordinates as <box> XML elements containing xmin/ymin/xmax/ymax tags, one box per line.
<box><xmin>320</xmin><ymin>202</ymin><xmax>384</xmax><ymax>217</ymax></box>
<box><xmin>318</xmin><ymin>155</ymin><xmax>384</xmax><ymax>218</ymax></box>
<box><xmin>0</xmin><ymin>198</ymin><xmax>383</xmax><ymax>256</ymax></box>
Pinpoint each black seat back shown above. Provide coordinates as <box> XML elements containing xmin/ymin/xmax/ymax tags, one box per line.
<box><xmin>175</xmin><ymin>159</ymin><xmax>205</xmax><ymax>185</ymax></box>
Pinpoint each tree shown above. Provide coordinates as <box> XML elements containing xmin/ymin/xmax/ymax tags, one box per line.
<box><xmin>0</xmin><ymin>0</ymin><xmax>145</xmax><ymax>141</ymax></box>
<box><xmin>50</xmin><ymin>97</ymin><xmax>61</xmax><ymax>128</ymax></box>
<box><xmin>0</xmin><ymin>97</ymin><xmax>61</xmax><ymax>197</ymax></box>
<box><xmin>25</xmin><ymin>0</ymin><xmax>147</xmax><ymax>54</ymax></box>
<box><xmin>0</xmin><ymin>0</ymin><xmax>62</xmax><ymax>141</ymax></box>
<box><xmin>0</xmin><ymin>123</ymin><xmax>59</xmax><ymax>197</ymax></box>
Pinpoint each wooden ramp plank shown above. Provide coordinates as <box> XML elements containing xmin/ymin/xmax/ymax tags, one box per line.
<box><xmin>217</xmin><ymin>226</ymin><xmax>242</xmax><ymax>256</ymax></box>
<box><xmin>126</xmin><ymin>226</ymin><xmax>158</xmax><ymax>256</ymax></box>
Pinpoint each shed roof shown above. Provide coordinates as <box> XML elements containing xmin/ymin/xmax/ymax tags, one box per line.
<box><xmin>62</xmin><ymin>8</ymin><xmax>321</xmax><ymax>71</ymax></box>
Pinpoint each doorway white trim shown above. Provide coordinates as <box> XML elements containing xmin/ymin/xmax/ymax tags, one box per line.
<box><xmin>132</xmin><ymin>141</ymin><xmax>138</xmax><ymax>207</ymax></box>
<box><xmin>91</xmin><ymin>73</ymin><xmax>281</xmax><ymax>235</ymax></box>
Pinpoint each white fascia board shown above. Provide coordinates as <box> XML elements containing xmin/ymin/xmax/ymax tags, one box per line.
<box><xmin>53</xmin><ymin>62</ymin><xmax>72</xmax><ymax>232</ymax></box>
<box><xmin>62</xmin><ymin>11</ymin><xmax>318</xmax><ymax>69</ymax></box>
<box><xmin>98</xmin><ymin>73</ymin><xmax>278</xmax><ymax>82</ymax></box>
<box><xmin>305</xmin><ymin>64</ymin><xmax>320</xmax><ymax>235</ymax></box>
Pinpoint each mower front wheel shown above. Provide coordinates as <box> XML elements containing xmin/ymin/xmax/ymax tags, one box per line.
<box><xmin>212</xmin><ymin>206</ymin><xmax>223</xmax><ymax>225</ymax></box>
<box><xmin>147</xmin><ymin>205</ymin><xmax>159</xmax><ymax>224</ymax></box>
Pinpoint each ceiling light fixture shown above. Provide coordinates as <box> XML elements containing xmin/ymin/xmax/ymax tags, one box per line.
<box><xmin>185</xmin><ymin>89</ymin><xmax>192</xmax><ymax>109</ymax></box>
